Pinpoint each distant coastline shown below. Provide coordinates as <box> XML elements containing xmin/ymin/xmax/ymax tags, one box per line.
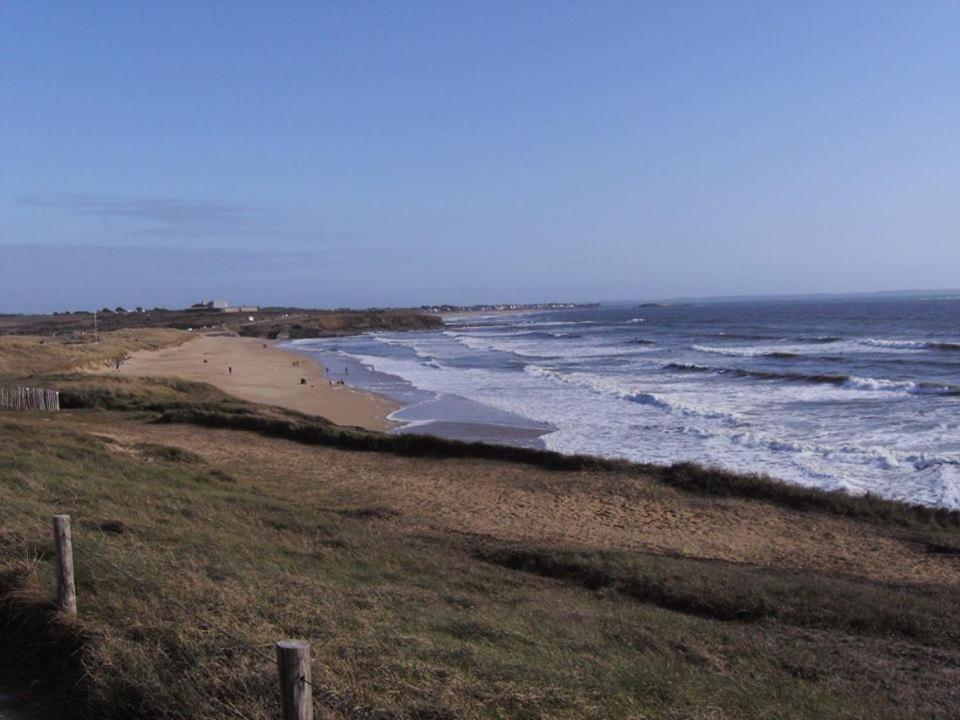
<box><xmin>424</xmin><ymin>301</ymin><xmax>599</xmax><ymax>316</ymax></box>
<box><xmin>626</xmin><ymin>288</ymin><xmax>960</xmax><ymax>307</ymax></box>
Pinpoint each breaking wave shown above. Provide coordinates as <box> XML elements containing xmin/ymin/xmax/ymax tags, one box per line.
<box><xmin>664</xmin><ymin>363</ymin><xmax>960</xmax><ymax>396</ymax></box>
<box><xmin>523</xmin><ymin>364</ymin><xmax>743</xmax><ymax>423</ymax></box>
<box><xmin>692</xmin><ymin>344</ymin><xmax>812</xmax><ymax>358</ymax></box>
<box><xmin>708</xmin><ymin>428</ymin><xmax>960</xmax><ymax>472</ymax></box>
<box><xmin>860</xmin><ymin>338</ymin><xmax>960</xmax><ymax>351</ymax></box>
<box><xmin>794</xmin><ymin>336</ymin><xmax>843</xmax><ymax>343</ymax></box>
<box><xmin>713</xmin><ymin>332</ymin><xmax>780</xmax><ymax>341</ymax></box>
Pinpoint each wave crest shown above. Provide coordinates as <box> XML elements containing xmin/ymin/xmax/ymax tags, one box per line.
<box><xmin>860</xmin><ymin>338</ymin><xmax>960</xmax><ymax>352</ymax></box>
<box><xmin>523</xmin><ymin>364</ymin><xmax>743</xmax><ymax>423</ymax></box>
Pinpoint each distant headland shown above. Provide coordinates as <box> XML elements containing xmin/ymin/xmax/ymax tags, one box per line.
<box><xmin>421</xmin><ymin>302</ymin><xmax>600</xmax><ymax>314</ymax></box>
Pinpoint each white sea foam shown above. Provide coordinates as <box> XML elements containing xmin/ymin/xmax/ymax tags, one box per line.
<box><xmin>693</xmin><ymin>341</ymin><xmax>920</xmax><ymax>357</ymax></box>
<box><xmin>860</xmin><ymin>338</ymin><xmax>926</xmax><ymax>348</ymax></box>
<box><xmin>843</xmin><ymin>376</ymin><xmax>916</xmax><ymax>393</ymax></box>
<box><xmin>690</xmin><ymin>344</ymin><xmax>821</xmax><ymax>357</ymax></box>
<box><xmin>523</xmin><ymin>364</ymin><xmax>745</xmax><ymax>423</ymax></box>
<box><xmin>842</xmin><ymin>375</ymin><xmax>960</xmax><ymax>396</ymax></box>
<box><xmin>859</xmin><ymin>337</ymin><xmax>960</xmax><ymax>352</ymax></box>
<box><xmin>371</xmin><ymin>334</ymin><xmax>437</xmax><ymax>361</ymax></box>
<box><xmin>452</xmin><ymin>333</ymin><xmax>654</xmax><ymax>359</ymax></box>
<box><xmin>692</xmin><ymin>344</ymin><xmax>769</xmax><ymax>357</ymax></box>
<box><xmin>719</xmin><ymin>427</ymin><xmax>960</xmax><ymax>472</ymax></box>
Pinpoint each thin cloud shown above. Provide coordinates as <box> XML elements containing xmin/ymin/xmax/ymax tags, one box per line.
<box><xmin>16</xmin><ymin>193</ymin><xmax>366</xmax><ymax>248</ymax></box>
<box><xmin>19</xmin><ymin>193</ymin><xmax>257</xmax><ymax>233</ymax></box>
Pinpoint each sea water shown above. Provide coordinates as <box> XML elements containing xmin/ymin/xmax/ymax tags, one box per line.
<box><xmin>289</xmin><ymin>297</ymin><xmax>960</xmax><ymax>508</ymax></box>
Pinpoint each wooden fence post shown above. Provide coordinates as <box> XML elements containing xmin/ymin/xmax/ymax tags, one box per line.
<box><xmin>52</xmin><ymin>515</ymin><xmax>77</xmax><ymax>615</ymax></box>
<box><xmin>276</xmin><ymin>640</ymin><xmax>313</xmax><ymax>720</ymax></box>
<box><xmin>0</xmin><ymin>386</ymin><xmax>60</xmax><ymax>411</ymax></box>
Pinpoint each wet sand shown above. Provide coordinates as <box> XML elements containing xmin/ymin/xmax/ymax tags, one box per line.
<box><xmin>301</xmin><ymin>346</ymin><xmax>556</xmax><ymax>448</ymax></box>
<box><xmin>103</xmin><ymin>334</ymin><xmax>399</xmax><ymax>431</ymax></box>
<box><xmin>393</xmin><ymin>420</ymin><xmax>548</xmax><ymax>448</ymax></box>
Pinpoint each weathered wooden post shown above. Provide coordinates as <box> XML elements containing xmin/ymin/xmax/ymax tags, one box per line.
<box><xmin>52</xmin><ymin>515</ymin><xmax>77</xmax><ymax>615</ymax></box>
<box><xmin>276</xmin><ymin>640</ymin><xmax>313</xmax><ymax>720</ymax></box>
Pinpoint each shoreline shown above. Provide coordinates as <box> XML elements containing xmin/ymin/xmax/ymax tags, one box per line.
<box><xmin>288</xmin><ymin>337</ymin><xmax>557</xmax><ymax>449</ymax></box>
<box><xmin>393</xmin><ymin>419</ymin><xmax>550</xmax><ymax>447</ymax></box>
<box><xmin>100</xmin><ymin>333</ymin><xmax>400</xmax><ymax>431</ymax></box>
<box><xmin>104</xmin><ymin>330</ymin><xmax>555</xmax><ymax>447</ymax></box>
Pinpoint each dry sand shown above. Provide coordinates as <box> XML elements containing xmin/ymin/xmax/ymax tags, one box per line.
<box><xmin>103</xmin><ymin>333</ymin><xmax>399</xmax><ymax>431</ymax></box>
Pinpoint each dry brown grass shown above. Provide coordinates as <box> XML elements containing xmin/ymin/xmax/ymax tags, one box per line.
<box><xmin>0</xmin><ymin>329</ymin><xmax>190</xmax><ymax>380</ymax></box>
<box><xmin>100</xmin><ymin>418</ymin><xmax>960</xmax><ymax>587</ymax></box>
<box><xmin>2</xmin><ymin>408</ymin><xmax>959</xmax><ymax>719</ymax></box>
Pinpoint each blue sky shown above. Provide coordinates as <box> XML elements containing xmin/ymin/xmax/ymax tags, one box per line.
<box><xmin>2</xmin><ymin>1</ymin><xmax>958</xmax><ymax>312</ymax></box>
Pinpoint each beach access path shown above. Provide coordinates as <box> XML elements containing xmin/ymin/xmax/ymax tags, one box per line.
<box><xmin>100</xmin><ymin>333</ymin><xmax>399</xmax><ymax>431</ymax></box>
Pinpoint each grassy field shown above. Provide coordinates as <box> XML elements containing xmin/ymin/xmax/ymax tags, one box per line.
<box><xmin>0</xmin><ymin>329</ymin><xmax>190</xmax><ymax>380</ymax></box>
<box><xmin>1</xmin><ymin>331</ymin><xmax>959</xmax><ymax>719</ymax></box>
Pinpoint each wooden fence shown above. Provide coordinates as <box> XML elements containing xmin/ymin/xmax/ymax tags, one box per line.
<box><xmin>47</xmin><ymin>514</ymin><xmax>314</xmax><ymax>719</ymax></box>
<box><xmin>0</xmin><ymin>386</ymin><xmax>61</xmax><ymax>412</ymax></box>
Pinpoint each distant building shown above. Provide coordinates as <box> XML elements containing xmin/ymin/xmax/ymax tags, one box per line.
<box><xmin>189</xmin><ymin>299</ymin><xmax>259</xmax><ymax>313</ymax></box>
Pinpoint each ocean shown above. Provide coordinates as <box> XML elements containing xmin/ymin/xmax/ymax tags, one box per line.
<box><xmin>288</xmin><ymin>297</ymin><xmax>960</xmax><ymax>508</ymax></box>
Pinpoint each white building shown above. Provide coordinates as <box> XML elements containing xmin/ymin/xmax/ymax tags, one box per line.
<box><xmin>190</xmin><ymin>299</ymin><xmax>259</xmax><ymax>312</ymax></box>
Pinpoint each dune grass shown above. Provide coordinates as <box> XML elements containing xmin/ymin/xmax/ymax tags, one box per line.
<box><xmin>2</xmin><ymin>414</ymin><xmax>958</xmax><ymax>719</ymax></box>
<box><xmin>53</xmin><ymin>373</ymin><xmax>244</xmax><ymax>413</ymax></box>
<box><xmin>0</xmin><ymin>329</ymin><xmax>190</xmax><ymax>381</ymax></box>
<box><xmin>476</xmin><ymin>544</ymin><xmax>960</xmax><ymax>648</ymax></box>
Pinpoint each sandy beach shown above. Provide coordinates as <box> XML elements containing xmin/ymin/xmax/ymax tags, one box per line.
<box><xmin>102</xmin><ymin>333</ymin><xmax>399</xmax><ymax>431</ymax></box>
